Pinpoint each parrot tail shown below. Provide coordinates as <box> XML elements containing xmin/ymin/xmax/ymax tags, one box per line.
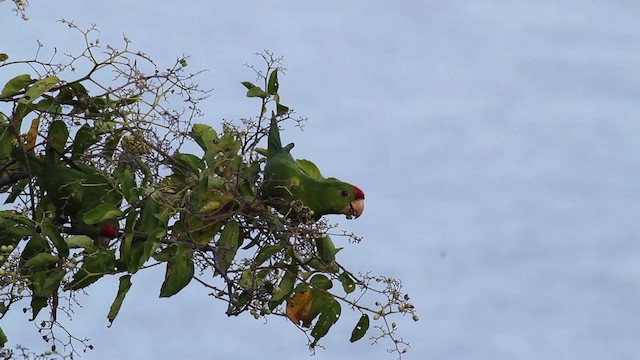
<box><xmin>267</xmin><ymin>115</ymin><xmax>295</xmax><ymax>159</ymax></box>
<box><xmin>267</xmin><ymin>114</ymin><xmax>282</xmax><ymax>159</ymax></box>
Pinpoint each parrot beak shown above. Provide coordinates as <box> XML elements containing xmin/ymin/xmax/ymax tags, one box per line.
<box><xmin>342</xmin><ymin>199</ymin><xmax>365</xmax><ymax>219</ymax></box>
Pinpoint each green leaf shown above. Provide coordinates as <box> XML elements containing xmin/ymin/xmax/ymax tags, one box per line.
<box><xmin>41</xmin><ymin>218</ymin><xmax>68</xmax><ymax>257</ymax></box>
<box><xmin>80</xmin><ymin>169</ymin><xmax>122</xmax><ymax>211</ymax></box>
<box><xmin>269</xmin><ymin>266</ymin><xmax>297</xmax><ymax>310</ymax></box>
<box><xmin>246</xmin><ymin>86</ymin><xmax>268</xmax><ymax>99</ymax></box>
<box><xmin>30</xmin><ymin>296</ymin><xmax>48</xmax><ymax>320</ymax></box>
<box><xmin>1</xmin><ymin>74</ymin><xmax>33</xmax><ymax>98</ymax></box>
<box><xmin>114</xmin><ymin>95</ymin><xmax>140</xmax><ymax>107</ymax></box>
<box><xmin>290</xmin><ymin>247</ymin><xmax>305</xmax><ymax>265</ymax></box>
<box><xmin>102</xmin><ymin>131</ymin><xmax>122</xmax><ymax>158</ymax></box>
<box><xmin>45</xmin><ymin>120</ymin><xmax>68</xmax><ymax>161</ymax></box>
<box><xmin>24</xmin><ymin>253</ymin><xmax>60</xmax><ymax>268</ymax></box>
<box><xmin>127</xmin><ymin>228</ymin><xmax>162</xmax><ymax>273</ymax></box>
<box><xmin>241</xmin><ymin>81</ymin><xmax>256</xmax><ymax>90</ymax></box>
<box><xmin>173</xmin><ymin>153</ymin><xmax>205</xmax><ymax>175</ymax></box>
<box><xmin>82</xmin><ymin>203</ymin><xmax>123</xmax><ymax>225</ymax></box>
<box><xmin>239</xmin><ymin>179</ymin><xmax>255</xmax><ymax>202</ymax></box>
<box><xmin>302</xmin><ymin>279</ymin><xmax>336</xmax><ymax>328</ymax></box>
<box><xmin>307</xmin><ymin>259</ymin><xmax>336</xmax><ymax>273</ymax></box>
<box><xmin>276</xmin><ymin>103</ymin><xmax>289</xmax><ymax>116</ymax></box>
<box><xmin>0</xmin><ymin>129</ymin><xmax>13</xmax><ymax>157</ymax></box>
<box><xmin>311</xmin><ymin>299</ymin><xmax>341</xmax><ymax>344</ymax></box>
<box><xmin>31</xmin><ymin>269</ymin><xmax>65</xmax><ymax>297</ymax></box>
<box><xmin>0</xmin><ymin>210</ymin><xmax>35</xmax><ymax>227</ymax></box>
<box><xmin>239</xmin><ymin>269</ymin><xmax>254</xmax><ymax>290</ymax></box>
<box><xmin>20</xmin><ymin>236</ymin><xmax>50</xmax><ymax>268</ymax></box>
<box><xmin>0</xmin><ymin>326</ymin><xmax>6</xmax><ymax>347</ymax></box>
<box><xmin>216</xmin><ymin>220</ymin><xmax>240</xmax><ymax>274</ymax></box>
<box><xmin>349</xmin><ymin>314</ymin><xmax>370</xmax><ymax>342</ymax></box>
<box><xmin>216</xmin><ymin>127</ymin><xmax>241</xmax><ymax>155</ymax></box>
<box><xmin>310</xmin><ymin>274</ymin><xmax>332</xmax><ymax>290</ymax></box>
<box><xmin>66</xmin><ymin>235</ymin><xmax>97</xmax><ymax>252</ymax></box>
<box><xmin>339</xmin><ymin>272</ymin><xmax>356</xmax><ymax>294</ymax></box>
<box><xmin>195</xmin><ymin>171</ymin><xmax>209</xmax><ymax>199</ymax></box>
<box><xmin>5</xmin><ymin>178</ymin><xmax>29</xmax><ymax>204</ymax></box>
<box><xmin>267</xmin><ymin>70</ymin><xmax>279</xmax><ymax>94</ymax></box>
<box><xmin>139</xmin><ymin>196</ymin><xmax>161</xmax><ymax>234</ymax></box>
<box><xmin>255</xmin><ymin>244</ymin><xmax>285</xmax><ymax>266</ymax></box>
<box><xmin>159</xmin><ymin>245</ymin><xmax>195</xmax><ymax>298</ymax></box>
<box><xmin>115</xmin><ymin>167</ymin><xmax>137</xmax><ymax>204</ymax></box>
<box><xmin>19</xmin><ymin>76</ymin><xmax>59</xmax><ymax>105</ymax></box>
<box><xmin>69</xmin><ymin>82</ymin><xmax>89</xmax><ymax>98</ymax></box>
<box><xmin>0</xmin><ymin>53</ymin><xmax>8</xmax><ymax>62</ymax></box>
<box><xmin>152</xmin><ymin>243</ymin><xmax>177</xmax><ymax>262</ymax></box>
<box><xmin>190</xmin><ymin>123</ymin><xmax>218</xmax><ymax>152</ymax></box>
<box><xmin>65</xmin><ymin>250</ymin><xmax>117</xmax><ymax>290</ymax></box>
<box><xmin>108</xmin><ymin>275</ymin><xmax>132</xmax><ymax>325</ymax></box>
<box><xmin>315</xmin><ymin>236</ymin><xmax>336</xmax><ymax>264</ymax></box>
<box><xmin>119</xmin><ymin>210</ymin><xmax>137</xmax><ymax>265</ymax></box>
<box><xmin>33</xmin><ymin>97</ymin><xmax>62</xmax><ymax>114</ymax></box>
<box><xmin>293</xmin><ymin>281</ymin><xmax>311</xmax><ymax>293</ymax></box>
<box><xmin>239</xmin><ymin>269</ymin><xmax>268</xmax><ymax>290</ymax></box>
<box><xmin>71</xmin><ymin>125</ymin><xmax>100</xmax><ymax>160</ymax></box>
<box><xmin>0</xmin><ymin>302</ymin><xmax>8</xmax><ymax>316</ymax></box>
<box><xmin>135</xmin><ymin>157</ymin><xmax>154</xmax><ymax>186</ymax></box>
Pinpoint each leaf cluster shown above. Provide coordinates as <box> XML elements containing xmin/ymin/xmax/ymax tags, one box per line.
<box><xmin>0</xmin><ymin>28</ymin><xmax>417</xmax><ymax>359</ymax></box>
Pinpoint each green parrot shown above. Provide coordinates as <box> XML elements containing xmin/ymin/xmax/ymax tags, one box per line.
<box><xmin>262</xmin><ymin>116</ymin><xmax>365</xmax><ymax>220</ymax></box>
<box><xmin>19</xmin><ymin>154</ymin><xmax>121</xmax><ymax>246</ymax></box>
<box><xmin>10</xmin><ymin>120</ymin><xmax>121</xmax><ymax>246</ymax></box>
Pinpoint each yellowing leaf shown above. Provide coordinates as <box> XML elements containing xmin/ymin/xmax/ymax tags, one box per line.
<box><xmin>199</xmin><ymin>197</ymin><xmax>227</xmax><ymax>213</ymax></box>
<box><xmin>286</xmin><ymin>290</ymin><xmax>313</xmax><ymax>325</ymax></box>
<box><xmin>25</xmin><ymin>117</ymin><xmax>39</xmax><ymax>151</ymax></box>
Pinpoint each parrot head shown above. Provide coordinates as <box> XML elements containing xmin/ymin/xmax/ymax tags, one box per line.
<box><xmin>312</xmin><ymin>180</ymin><xmax>365</xmax><ymax>220</ymax></box>
<box><xmin>339</xmin><ymin>185</ymin><xmax>365</xmax><ymax>219</ymax></box>
<box><xmin>96</xmin><ymin>223</ymin><xmax>119</xmax><ymax>248</ymax></box>
<box><xmin>100</xmin><ymin>223</ymin><xmax>119</xmax><ymax>239</ymax></box>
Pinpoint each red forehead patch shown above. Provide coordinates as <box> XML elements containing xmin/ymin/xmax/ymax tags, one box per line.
<box><xmin>101</xmin><ymin>224</ymin><xmax>119</xmax><ymax>239</ymax></box>
<box><xmin>353</xmin><ymin>185</ymin><xmax>365</xmax><ymax>199</ymax></box>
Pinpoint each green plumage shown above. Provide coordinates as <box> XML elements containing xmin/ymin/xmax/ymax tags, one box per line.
<box><xmin>16</xmin><ymin>151</ymin><xmax>121</xmax><ymax>243</ymax></box>
<box><xmin>262</xmin><ymin>117</ymin><xmax>364</xmax><ymax>220</ymax></box>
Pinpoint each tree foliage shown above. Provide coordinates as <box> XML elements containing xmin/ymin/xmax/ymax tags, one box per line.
<box><xmin>0</xmin><ymin>21</ymin><xmax>418</xmax><ymax>359</ymax></box>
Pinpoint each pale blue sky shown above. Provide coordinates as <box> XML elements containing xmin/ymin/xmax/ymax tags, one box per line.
<box><xmin>2</xmin><ymin>1</ymin><xmax>639</xmax><ymax>359</ymax></box>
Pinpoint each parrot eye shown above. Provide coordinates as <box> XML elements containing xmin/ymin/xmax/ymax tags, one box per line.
<box><xmin>340</xmin><ymin>190</ymin><xmax>349</xmax><ymax>197</ymax></box>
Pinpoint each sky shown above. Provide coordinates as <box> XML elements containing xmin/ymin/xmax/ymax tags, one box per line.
<box><xmin>2</xmin><ymin>1</ymin><xmax>640</xmax><ymax>359</ymax></box>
